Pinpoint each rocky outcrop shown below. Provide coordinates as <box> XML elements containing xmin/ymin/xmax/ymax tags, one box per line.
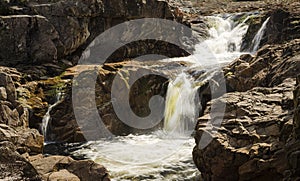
<box><xmin>226</xmin><ymin>39</ymin><xmax>300</xmax><ymax>92</ymax></box>
<box><xmin>193</xmin><ymin>79</ymin><xmax>295</xmax><ymax>180</ymax></box>
<box><xmin>285</xmin><ymin>75</ymin><xmax>300</xmax><ymax>180</ymax></box>
<box><xmin>0</xmin><ymin>66</ymin><xmax>110</xmax><ymax>180</ymax></box>
<box><xmin>0</xmin><ymin>0</ymin><xmax>189</xmax><ymax>74</ymax></box>
<box><xmin>193</xmin><ymin>4</ymin><xmax>300</xmax><ymax>180</ymax></box>
<box><xmin>45</xmin><ymin>62</ymin><xmax>174</xmax><ymax>142</ymax></box>
<box><xmin>242</xmin><ymin>5</ymin><xmax>300</xmax><ymax>51</ymax></box>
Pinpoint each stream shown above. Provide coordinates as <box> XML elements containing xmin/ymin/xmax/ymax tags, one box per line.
<box><xmin>44</xmin><ymin>13</ymin><xmax>269</xmax><ymax>180</ymax></box>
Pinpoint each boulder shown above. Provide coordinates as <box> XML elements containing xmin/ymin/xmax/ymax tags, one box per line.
<box><xmin>0</xmin><ymin>0</ymin><xmax>190</xmax><ymax>72</ymax></box>
<box><xmin>30</xmin><ymin>155</ymin><xmax>110</xmax><ymax>181</ymax></box>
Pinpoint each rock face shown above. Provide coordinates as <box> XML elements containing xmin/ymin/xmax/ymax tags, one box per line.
<box><xmin>46</xmin><ymin>62</ymin><xmax>172</xmax><ymax>142</ymax></box>
<box><xmin>242</xmin><ymin>6</ymin><xmax>300</xmax><ymax>52</ymax></box>
<box><xmin>226</xmin><ymin>39</ymin><xmax>300</xmax><ymax>92</ymax></box>
<box><xmin>285</xmin><ymin>75</ymin><xmax>300</xmax><ymax>180</ymax></box>
<box><xmin>0</xmin><ymin>0</ymin><xmax>188</xmax><ymax>71</ymax></box>
<box><xmin>193</xmin><ymin>4</ymin><xmax>300</xmax><ymax>180</ymax></box>
<box><xmin>193</xmin><ymin>79</ymin><xmax>295</xmax><ymax>180</ymax></box>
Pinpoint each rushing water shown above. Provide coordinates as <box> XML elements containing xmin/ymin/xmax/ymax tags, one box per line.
<box><xmin>250</xmin><ymin>17</ymin><xmax>270</xmax><ymax>53</ymax></box>
<box><xmin>42</xmin><ymin>89</ymin><xmax>64</xmax><ymax>144</ymax></box>
<box><xmin>65</xmin><ymin>13</ymin><xmax>268</xmax><ymax>180</ymax></box>
<box><xmin>164</xmin><ymin>73</ymin><xmax>200</xmax><ymax>134</ymax></box>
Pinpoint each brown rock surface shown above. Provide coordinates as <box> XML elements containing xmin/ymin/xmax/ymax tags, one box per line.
<box><xmin>193</xmin><ymin>79</ymin><xmax>295</xmax><ymax>180</ymax></box>
<box><xmin>226</xmin><ymin>39</ymin><xmax>300</xmax><ymax>92</ymax></box>
<box><xmin>0</xmin><ymin>141</ymin><xmax>41</xmax><ymax>180</ymax></box>
<box><xmin>30</xmin><ymin>155</ymin><xmax>110</xmax><ymax>181</ymax></box>
<box><xmin>47</xmin><ymin>62</ymin><xmax>172</xmax><ymax>142</ymax></box>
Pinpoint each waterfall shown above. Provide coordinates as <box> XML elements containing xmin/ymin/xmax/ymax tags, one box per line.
<box><xmin>42</xmin><ymin>89</ymin><xmax>64</xmax><ymax>143</ymax></box>
<box><xmin>251</xmin><ymin>17</ymin><xmax>270</xmax><ymax>53</ymax></box>
<box><xmin>163</xmin><ymin>73</ymin><xmax>199</xmax><ymax>134</ymax></box>
<box><xmin>67</xmin><ymin>13</ymin><xmax>270</xmax><ymax>180</ymax></box>
<box><xmin>162</xmin><ymin>15</ymin><xmax>250</xmax><ymax>135</ymax></box>
<box><xmin>193</xmin><ymin>15</ymin><xmax>249</xmax><ymax>64</ymax></box>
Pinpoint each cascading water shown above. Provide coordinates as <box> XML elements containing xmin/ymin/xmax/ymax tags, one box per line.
<box><xmin>67</xmin><ymin>13</ymin><xmax>268</xmax><ymax>180</ymax></box>
<box><xmin>164</xmin><ymin>73</ymin><xmax>199</xmax><ymax>134</ymax></box>
<box><xmin>42</xmin><ymin>89</ymin><xmax>64</xmax><ymax>144</ymax></box>
<box><xmin>250</xmin><ymin>17</ymin><xmax>270</xmax><ymax>53</ymax></box>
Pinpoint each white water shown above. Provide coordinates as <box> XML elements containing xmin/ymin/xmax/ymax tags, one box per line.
<box><xmin>162</xmin><ymin>15</ymin><xmax>250</xmax><ymax>67</ymax></box>
<box><xmin>164</xmin><ymin>73</ymin><xmax>199</xmax><ymax>134</ymax></box>
<box><xmin>42</xmin><ymin>89</ymin><xmax>64</xmax><ymax>143</ymax></box>
<box><xmin>68</xmin><ymin>14</ymin><xmax>266</xmax><ymax>180</ymax></box>
<box><xmin>251</xmin><ymin>17</ymin><xmax>270</xmax><ymax>53</ymax></box>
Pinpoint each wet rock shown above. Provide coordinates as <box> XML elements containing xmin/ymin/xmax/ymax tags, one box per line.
<box><xmin>241</xmin><ymin>5</ymin><xmax>300</xmax><ymax>52</ymax></box>
<box><xmin>193</xmin><ymin>79</ymin><xmax>295</xmax><ymax>180</ymax></box>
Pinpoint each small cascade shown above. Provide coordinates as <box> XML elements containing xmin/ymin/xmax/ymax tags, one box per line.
<box><xmin>193</xmin><ymin>15</ymin><xmax>250</xmax><ymax>64</ymax></box>
<box><xmin>250</xmin><ymin>17</ymin><xmax>270</xmax><ymax>53</ymax></box>
<box><xmin>163</xmin><ymin>73</ymin><xmax>199</xmax><ymax>134</ymax></box>
<box><xmin>42</xmin><ymin>89</ymin><xmax>64</xmax><ymax>143</ymax></box>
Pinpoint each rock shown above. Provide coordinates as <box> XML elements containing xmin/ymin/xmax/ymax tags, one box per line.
<box><xmin>294</xmin><ymin>75</ymin><xmax>300</xmax><ymax>139</ymax></box>
<box><xmin>0</xmin><ymin>0</ymin><xmax>190</xmax><ymax>73</ymax></box>
<box><xmin>0</xmin><ymin>87</ymin><xmax>7</xmax><ymax>100</ymax></box>
<box><xmin>30</xmin><ymin>155</ymin><xmax>110</xmax><ymax>181</ymax></box>
<box><xmin>67</xmin><ymin>160</ymin><xmax>110</xmax><ymax>181</ymax></box>
<box><xmin>47</xmin><ymin>63</ymin><xmax>169</xmax><ymax>142</ymax></box>
<box><xmin>0</xmin><ymin>124</ymin><xmax>43</xmax><ymax>155</ymax></box>
<box><xmin>0</xmin><ymin>104</ymin><xmax>20</xmax><ymax>127</ymax></box>
<box><xmin>284</xmin><ymin>75</ymin><xmax>300</xmax><ymax>180</ymax></box>
<box><xmin>193</xmin><ymin>79</ymin><xmax>295</xmax><ymax>180</ymax></box>
<box><xmin>0</xmin><ymin>124</ymin><xmax>18</xmax><ymax>143</ymax></box>
<box><xmin>226</xmin><ymin>39</ymin><xmax>300</xmax><ymax>92</ymax></box>
<box><xmin>0</xmin><ymin>72</ymin><xmax>17</xmax><ymax>103</ymax></box>
<box><xmin>17</xmin><ymin>128</ymin><xmax>44</xmax><ymax>154</ymax></box>
<box><xmin>241</xmin><ymin>5</ymin><xmax>300</xmax><ymax>52</ymax></box>
<box><xmin>0</xmin><ymin>141</ymin><xmax>41</xmax><ymax>180</ymax></box>
<box><xmin>0</xmin><ymin>15</ymin><xmax>59</xmax><ymax>66</ymax></box>
<box><xmin>48</xmin><ymin>169</ymin><xmax>80</xmax><ymax>181</ymax></box>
